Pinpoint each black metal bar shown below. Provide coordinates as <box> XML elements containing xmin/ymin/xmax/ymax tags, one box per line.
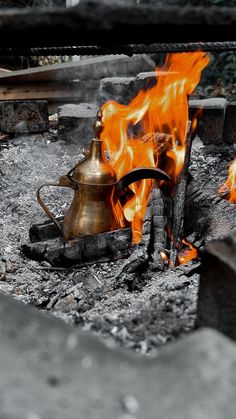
<box><xmin>0</xmin><ymin>3</ymin><xmax>236</xmax><ymax>48</ymax></box>
<box><xmin>1</xmin><ymin>42</ymin><xmax>236</xmax><ymax>57</ymax></box>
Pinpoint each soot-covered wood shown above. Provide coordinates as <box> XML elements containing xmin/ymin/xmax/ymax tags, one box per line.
<box><xmin>169</xmin><ymin>132</ymin><xmax>193</xmax><ymax>267</ymax></box>
<box><xmin>24</xmin><ymin>224</ymin><xmax>132</xmax><ymax>267</ymax></box>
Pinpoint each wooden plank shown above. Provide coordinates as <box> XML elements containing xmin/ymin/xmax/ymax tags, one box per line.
<box><xmin>0</xmin><ymin>2</ymin><xmax>235</xmax><ymax>47</ymax></box>
<box><xmin>0</xmin><ymin>55</ymin><xmax>155</xmax><ymax>83</ymax></box>
<box><xmin>0</xmin><ymin>82</ymin><xmax>85</xmax><ymax>101</ymax></box>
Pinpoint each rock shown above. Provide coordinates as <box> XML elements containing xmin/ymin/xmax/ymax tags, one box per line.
<box><xmin>0</xmin><ymin>100</ymin><xmax>48</xmax><ymax>133</ymax></box>
<box><xmin>54</xmin><ymin>294</ymin><xmax>78</xmax><ymax>313</ymax></box>
<box><xmin>189</xmin><ymin>98</ymin><xmax>227</xmax><ymax>144</ymax></box>
<box><xmin>223</xmin><ymin>102</ymin><xmax>236</xmax><ymax>144</ymax></box>
<box><xmin>0</xmin><ymin>259</ymin><xmax>6</xmax><ymax>281</ymax></box>
<box><xmin>0</xmin><ymin>292</ymin><xmax>236</xmax><ymax>419</ymax></box>
<box><xmin>58</xmin><ymin>103</ymin><xmax>98</xmax><ymax>145</ymax></box>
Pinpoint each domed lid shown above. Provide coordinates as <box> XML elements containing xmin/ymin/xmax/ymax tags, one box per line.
<box><xmin>72</xmin><ymin>111</ymin><xmax>117</xmax><ymax>186</ymax></box>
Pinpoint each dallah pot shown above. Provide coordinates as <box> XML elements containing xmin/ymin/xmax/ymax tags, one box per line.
<box><xmin>37</xmin><ymin>112</ymin><xmax>170</xmax><ymax>241</ymax></box>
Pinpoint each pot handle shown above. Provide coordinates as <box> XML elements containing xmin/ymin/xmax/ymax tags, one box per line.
<box><xmin>116</xmin><ymin>167</ymin><xmax>171</xmax><ymax>195</ymax></box>
<box><xmin>36</xmin><ymin>182</ymin><xmax>71</xmax><ymax>237</ymax></box>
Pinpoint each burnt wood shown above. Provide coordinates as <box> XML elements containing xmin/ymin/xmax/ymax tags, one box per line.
<box><xmin>0</xmin><ymin>3</ymin><xmax>236</xmax><ymax>49</ymax></box>
<box><xmin>114</xmin><ymin>196</ymin><xmax>153</xmax><ymax>279</ymax></box>
<box><xmin>24</xmin><ymin>223</ymin><xmax>132</xmax><ymax>267</ymax></box>
<box><xmin>29</xmin><ymin>217</ymin><xmax>64</xmax><ymax>243</ymax></box>
<box><xmin>114</xmin><ymin>187</ymin><xmax>167</xmax><ymax>279</ymax></box>
<box><xmin>169</xmin><ymin>131</ymin><xmax>193</xmax><ymax>268</ymax></box>
<box><xmin>149</xmin><ymin>188</ymin><xmax>167</xmax><ymax>272</ymax></box>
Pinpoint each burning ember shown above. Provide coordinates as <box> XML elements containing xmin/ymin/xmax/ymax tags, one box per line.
<box><xmin>219</xmin><ymin>159</ymin><xmax>236</xmax><ymax>203</ymax></box>
<box><xmin>101</xmin><ymin>52</ymin><xmax>210</xmax><ymax>243</ymax></box>
<box><xmin>177</xmin><ymin>239</ymin><xmax>198</xmax><ymax>265</ymax></box>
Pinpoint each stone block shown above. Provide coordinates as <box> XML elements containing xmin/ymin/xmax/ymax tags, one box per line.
<box><xmin>99</xmin><ymin>76</ymin><xmax>135</xmax><ymax>105</ymax></box>
<box><xmin>58</xmin><ymin>103</ymin><xmax>98</xmax><ymax>146</ymax></box>
<box><xmin>134</xmin><ymin>71</ymin><xmax>157</xmax><ymax>94</ymax></box>
<box><xmin>197</xmin><ymin>234</ymin><xmax>236</xmax><ymax>340</ymax></box>
<box><xmin>189</xmin><ymin>98</ymin><xmax>227</xmax><ymax>144</ymax></box>
<box><xmin>99</xmin><ymin>71</ymin><xmax>157</xmax><ymax>106</ymax></box>
<box><xmin>223</xmin><ymin>102</ymin><xmax>236</xmax><ymax>144</ymax></box>
<box><xmin>0</xmin><ymin>100</ymin><xmax>48</xmax><ymax>133</ymax></box>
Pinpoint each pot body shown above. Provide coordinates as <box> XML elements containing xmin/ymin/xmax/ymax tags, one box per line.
<box><xmin>63</xmin><ymin>184</ymin><xmax>125</xmax><ymax>240</ymax></box>
<box><xmin>36</xmin><ymin>114</ymin><xmax>171</xmax><ymax>241</ymax></box>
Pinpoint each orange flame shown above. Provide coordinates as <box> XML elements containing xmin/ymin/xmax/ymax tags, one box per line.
<box><xmin>223</xmin><ymin>159</ymin><xmax>236</xmax><ymax>203</ymax></box>
<box><xmin>178</xmin><ymin>239</ymin><xmax>198</xmax><ymax>265</ymax></box>
<box><xmin>101</xmin><ymin>52</ymin><xmax>210</xmax><ymax>243</ymax></box>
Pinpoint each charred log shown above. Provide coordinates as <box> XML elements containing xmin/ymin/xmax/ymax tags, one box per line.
<box><xmin>169</xmin><ymin>131</ymin><xmax>193</xmax><ymax>267</ymax></box>
<box><xmin>115</xmin><ymin>187</ymin><xmax>167</xmax><ymax>282</ymax></box>
<box><xmin>149</xmin><ymin>188</ymin><xmax>168</xmax><ymax>272</ymax></box>
<box><xmin>23</xmin><ymin>225</ymin><xmax>132</xmax><ymax>267</ymax></box>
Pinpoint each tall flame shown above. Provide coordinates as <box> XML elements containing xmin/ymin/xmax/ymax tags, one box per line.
<box><xmin>101</xmin><ymin>52</ymin><xmax>210</xmax><ymax>243</ymax></box>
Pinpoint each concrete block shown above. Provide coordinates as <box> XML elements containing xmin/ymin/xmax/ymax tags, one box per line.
<box><xmin>77</xmin><ymin>54</ymin><xmax>155</xmax><ymax>81</ymax></box>
<box><xmin>99</xmin><ymin>71</ymin><xmax>157</xmax><ymax>106</ymax></box>
<box><xmin>189</xmin><ymin>98</ymin><xmax>227</xmax><ymax>144</ymax></box>
<box><xmin>197</xmin><ymin>233</ymin><xmax>236</xmax><ymax>340</ymax></box>
<box><xmin>58</xmin><ymin>103</ymin><xmax>98</xmax><ymax>146</ymax></box>
<box><xmin>0</xmin><ymin>291</ymin><xmax>236</xmax><ymax>419</ymax></box>
<box><xmin>0</xmin><ymin>100</ymin><xmax>48</xmax><ymax>133</ymax></box>
<box><xmin>99</xmin><ymin>76</ymin><xmax>135</xmax><ymax>105</ymax></box>
<box><xmin>134</xmin><ymin>71</ymin><xmax>157</xmax><ymax>93</ymax></box>
<box><xmin>224</xmin><ymin>102</ymin><xmax>236</xmax><ymax>144</ymax></box>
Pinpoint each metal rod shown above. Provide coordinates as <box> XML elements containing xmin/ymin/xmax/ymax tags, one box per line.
<box><xmin>1</xmin><ymin>42</ymin><xmax>236</xmax><ymax>57</ymax></box>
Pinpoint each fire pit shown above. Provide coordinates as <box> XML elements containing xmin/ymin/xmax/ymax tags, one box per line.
<box><xmin>1</xmin><ymin>2</ymin><xmax>236</xmax><ymax>418</ymax></box>
<box><xmin>0</xmin><ymin>45</ymin><xmax>235</xmax><ymax>354</ymax></box>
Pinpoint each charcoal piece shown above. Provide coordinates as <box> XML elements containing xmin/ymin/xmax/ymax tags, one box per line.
<box><xmin>0</xmin><ymin>100</ymin><xmax>48</xmax><ymax>133</ymax></box>
<box><xmin>29</xmin><ymin>216</ymin><xmax>64</xmax><ymax>243</ymax></box>
<box><xmin>196</xmin><ymin>234</ymin><xmax>236</xmax><ymax>340</ymax></box>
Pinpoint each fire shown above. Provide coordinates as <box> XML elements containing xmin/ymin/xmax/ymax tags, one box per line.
<box><xmin>101</xmin><ymin>52</ymin><xmax>209</xmax><ymax>243</ymax></box>
<box><xmin>220</xmin><ymin>159</ymin><xmax>236</xmax><ymax>203</ymax></box>
<box><xmin>177</xmin><ymin>239</ymin><xmax>198</xmax><ymax>265</ymax></box>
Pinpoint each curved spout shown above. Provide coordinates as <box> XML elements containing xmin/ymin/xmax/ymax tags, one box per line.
<box><xmin>115</xmin><ymin>167</ymin><xmax>171</xmax><ymax>197</ymax></box>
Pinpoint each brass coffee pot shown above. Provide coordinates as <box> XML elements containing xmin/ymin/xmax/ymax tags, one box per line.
<box><xmin>37</xmin><ymin>112</ymin><xmax>170</xmax><ymax>241</ymax></box>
